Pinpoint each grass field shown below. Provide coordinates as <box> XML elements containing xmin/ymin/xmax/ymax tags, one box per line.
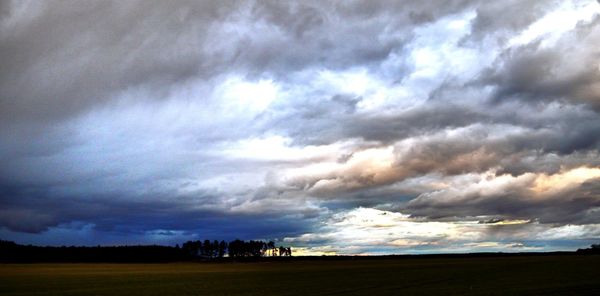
<box><xmin>1</xmin><ymin>255</ymin><xmax>599</xmax><ymax>295</ymax></box>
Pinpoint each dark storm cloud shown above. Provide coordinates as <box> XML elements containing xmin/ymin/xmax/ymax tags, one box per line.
<box><xmin>0</xmin><ymin>0</ymin><xmax>589</xmax><ymax>125</ymax></box>
<box><xmin>0</xmin><ymin>0</ymin><xmax>241</xmax><ymax>125</ymax></box>
<box><xmin>0</xmin><ymin>0</ymin><xmax>541</xmax><ymax>129</ymax></box>
<box><xmin>0</xmin><ymin>185</ymin><xmax>315</xmax><ymax>239</ymax></box>
<box><xmin>0</xmin><ymin>0</ymin><xmax>473</xmax><ymax>127</ymax></box>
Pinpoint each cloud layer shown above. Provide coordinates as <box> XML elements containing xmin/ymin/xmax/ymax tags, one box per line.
<box><xmin>1</xmin><ymin>0</ymin><xmax>599</xmax><ymax>252</ymax></box>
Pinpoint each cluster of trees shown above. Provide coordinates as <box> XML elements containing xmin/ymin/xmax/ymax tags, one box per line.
<box><xmin>228</xmin><ymin>239</ymin><xmax>291</xmax><ymax>257</ymax></box>
<box><xmin>182</xmin><ymin>239</ymin><xmax>292</xmax><ymax>258</ymax></box>
<box><xmin>181</xmin><ymin>240</ymin><xmax>228</xmax><ymax>258</ymax></box>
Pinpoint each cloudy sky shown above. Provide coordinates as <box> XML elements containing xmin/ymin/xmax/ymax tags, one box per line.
<box><xmin>1</xmin><ymin>0</ymin><xmax>600</xmax><ymax>254</ymax></box>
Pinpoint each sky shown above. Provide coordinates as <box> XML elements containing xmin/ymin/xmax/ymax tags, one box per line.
<box><xmin>1</xmin><ymin>0</ymin><xmax>600</xmax><ymax>255</ymax></box>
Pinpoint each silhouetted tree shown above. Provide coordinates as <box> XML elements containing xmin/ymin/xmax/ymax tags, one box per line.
<box><xmin>218</xmin><ymin>240</ymin><xmax>227</xmax><ymax>257</ymax></box>
<box><xmin>211</xmin><ymin>240</ymin><xmax>219</xmax><ymax>258</ymax></box>
<box><xmin>182</xmin><ymin>240</ymin><xmax>202</xmax><ymax>257</ymax></box>
<box><xmin>267</xmin><ymin>241</ymin><xmax>276</xmax><ymax>256</ymax></box>
<box><xmin>228</xmin><ymin>239</ymin><xmax>243</xmax><ymax>258</ymax></box>
<box><xmin>202</xmin><ymin>240</ymin><xmax>212</xmax><ymax>258</ymax></box>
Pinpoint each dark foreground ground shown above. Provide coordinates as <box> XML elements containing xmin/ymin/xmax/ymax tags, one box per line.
<box><xmin>1</xmin><ymin>255</ymin><xmax>599</xmax><ymax>295</ymax></box>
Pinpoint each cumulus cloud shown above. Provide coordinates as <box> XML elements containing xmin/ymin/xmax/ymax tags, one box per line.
<box><xmin>1</xmin><ymin>0</ymin><xmax>599</xmax><ymax>252</ymax></box>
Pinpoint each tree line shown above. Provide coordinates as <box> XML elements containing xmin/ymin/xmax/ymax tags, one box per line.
<box><xmin>181</xmin><ymin>239</ymin><xmax>292</xmax><ymax>258</ymax></box>
<box><xmin>0</xmin><ymin>239</ymin><xmax>292</xmax><ymax>263</ymax></box>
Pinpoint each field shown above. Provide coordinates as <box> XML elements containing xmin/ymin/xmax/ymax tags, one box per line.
<box><xmin>1</xmin><ymin>255</ymin><xmax>599</xmax><ymax>295</ymax></box>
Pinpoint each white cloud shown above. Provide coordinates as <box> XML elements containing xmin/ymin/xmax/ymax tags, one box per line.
<box><xmin>507</xmin><ymin>0</ymin><xmax>600</xmax><ymax>48</ymax></box>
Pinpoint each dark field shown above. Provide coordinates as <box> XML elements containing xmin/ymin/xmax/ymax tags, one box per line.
<box><xmin>1</xmin><ymin>255</ymin><xmax>599</xmax><ymax>295</ymax></box>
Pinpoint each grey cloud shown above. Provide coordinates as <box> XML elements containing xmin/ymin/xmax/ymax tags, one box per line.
<box><xmin>0</xmin><ymin>208</ymin><xmax>57</xmax><ymax>233</ymax></box>
<box><xmin>0</xmin><ymin>0</ymin><xmax>240</xmax><ymax>126</ymax></box>
<box><xmin>0</xmin><ymin>0</ymin><xmax>457</xmax><ymax>127</ymax></box>
<box><xmin>277</xmin><ymin>102</ymin><xmax>488</xmax><ymax>146</ymax></box>
<box><xmin>405</xmin><ymin>177</ymin><xmax>600</xmax><ymax>224</ymax></box>
<box><xmin>280</xmin><ymin>114</ymin><xmax>600</xmax><ymax>199</ymax></box>
<box><xmin>465</xmin><ymin>0</ymin><xmax>554</xmax><ymax>43</ymax></box>
<box><xmin>478</xmin><ymin>218</ymin><xmax>510</xmax><ymax>224</ymax></box>
<box><xmin>0</xmin><ymin>0</ymin><xmax>492</xmax><ymax>130</ymax></box>
<box><xmin>219</xmin><ymin>0</ymin><xmax>483</xmax><ymax>81</ymax></box>
<box><xmin>478</xmin><ymin>15</ymin><xmax>600</xmax><ymax>110</ymax></box>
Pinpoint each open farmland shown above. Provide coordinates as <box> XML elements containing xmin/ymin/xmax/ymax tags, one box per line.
<box><xmin>1</xmin><ymin>255</ymin><xmax>599</xmax><ymax>295</ymax></box>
